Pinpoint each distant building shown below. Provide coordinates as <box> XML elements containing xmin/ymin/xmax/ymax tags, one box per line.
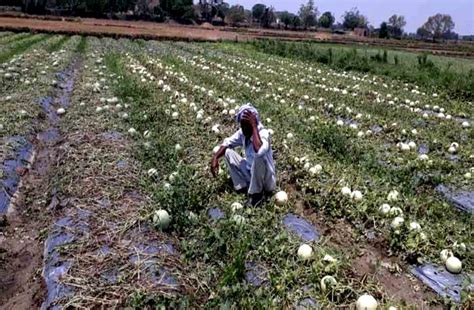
<box><xmin>353</xmin><ymin>27</ymin><xmax>369</xmax><ymax>37</ymax></box>
<box><xmin>148</xmin><ymin>0</ymin><xmax>160</xmax><ymax>9</ymax></box>
<box><xmin>199</xmin><ymin>0</ymin><xmax>223</xmax><ymax>4</ymax></box>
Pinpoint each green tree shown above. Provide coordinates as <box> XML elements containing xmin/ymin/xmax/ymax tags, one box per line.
<box><xmin>109</xmin><ymin>0</ymin><xmax>136</xmax><ymax>12</ymax></box>
<box><xmin>388</xmin><ymin>14</ymin><xmax>406</xmax><ymax>38</ymax></box>
<box><xmin>298</xmin><ymin>0</ymin><xmax>318</xmax><ymax>29</ymax></box>
<box><xmin>292</xmin><ymin>15</ymin><xmax>302</xmax><ymax>29</ymax></box>
<box><xmin>260</xmin><ymin>6</ymin><xmax>275</xmax><ymax>28</ymax></box>
<box><xmin>136</xmin><ymin>0</ymin><xmax>152</xmax><ymax>16</ymax></box>
<box><xmin>22</xmin><ymin>0</ymin><xmax>47</xmax><ymax>14</ymax></box>
<box><xmin>279</xmin><ymin>11</ymin><xmax>295</xmax><ymax>29</ymax></box>
<box><xmin>420</xmin><ymin>13</ymin><xmax>455</xmax><ymax>41</ymax></box>
<box><xmin>85</xmin><ymin>0</ymin><xmax>108</xmax><ymax>16</ymax></box>
<box><xmin>379</xmin><ymin>21</ymin><xmax>389</xmax><ymax>39</ymax></box>
<box><xmin>318</xmin><ymin>11</ymin><xmax>334</xmax><ymax>28</ymax></box>
<box><xmin>441</xmin><ymin>30</ymin><xmax>458</xmax><ymax>40</ymax></box>
<box><xmin>216</xmin><ymin>3</ymin><xmax>229</xmax><ymax>21</ymax></box>
<box><xmin>198</xmin><ymin>1</ymin><xmax>217</xmax><ymax>23</ymax></box>
<box><xmin>197</xmin><ymin>1</ymin><xmax>230</xmax><ymax>22</ymax></box>
<box><xmin>160</xmin><ymin>0</ymin><xmax>195</xmax><ymax>21</ymax></box>
<box><xmin>244</xmin><ymin>9</ymin><xmax>253</xmax><ymax>22</ymax></box>
<box><xmin>252</xmin><ymin>3</ymin><xmax>266</xmax><ymax>23</ymax></box>
<box><xmin>342</xmin><ymin>7</ymin><xmax>368</xmax><ymax>30</ymax></box>
<box><xmin>56</xmin><ymin>0</ymin><xmax>83</xmax><ymax>14</ymax></box>
<box><xmin>416</xmin><ymin>27</ymin><xmax>431</xmax><ymax>40</ymax></box>
<box><xmin>225</xmin><ymin>5</ymin><xmax>246</xmax><ymax>25</ymax></box>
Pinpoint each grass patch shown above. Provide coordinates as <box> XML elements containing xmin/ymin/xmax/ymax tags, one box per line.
<box><xmin>247</xmin><ymin>40</ymin><xmax>474</xmax><ymax>100</ymax></box>
<box><xmin>309</xmin><ymin>124</ymin><xmax>363</xmax><ymax>164</ymax></box>
<box><xmin>0</xmin><ymin>32</ymin><xmax>31</xmax><ymax>44</ymax></box>
<box><xmin>104</xmin><ymin>53</ymin><xmax>150</xmax><ymax>102</ymax></box>
<box><xmin>0</xmin><ymin>32</ymin><xmax>14</xmax><ymax>40</ymax></box>
<box><xmin>0</xmin><ymin>33</ymin><xmax>49</xmax><ymax>63</ymax></box>
<box><xmin>46</xmin><ymin>35</ymin><xmax>70</xmax><ymax>53</ymax></box>
<box><xmin>75</xmin><ymin>36</ymin><xmax>87</xmax><ymax>54</ymax></box>
<box><xmin>127</xmin><ymin>291</ymin><xmax>191</xmax><ymax>308</ymax></box>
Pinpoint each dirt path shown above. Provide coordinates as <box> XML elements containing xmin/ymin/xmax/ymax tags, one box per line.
<box><xmin>0</xmin><ymin>174</ymin><xmax>46</xmax><ymax>309</ymax></box>
<box><xmin>0</xmin><ymin>126</ymin><xmax>55</xmax><ymax>309</ymax></box>
<box><xmin>0</xmin><ymin>57</ymin><xmax>82</xmax><ymax>309</ymax></box>
<box><xmin>0</xmin><ymin>16</ymin><xmax>243</xmax><ymax>42</ymax></box>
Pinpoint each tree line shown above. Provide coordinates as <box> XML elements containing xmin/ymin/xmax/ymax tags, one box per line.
<box><xmin>17</xmin><ymin>0</ymin><xmax>195</xmax><ymax>22</ymax></box>
<box><xmin>2</xmin><ymin>0</ymin><xmax>462</xmax><ymax>41</ymax></box>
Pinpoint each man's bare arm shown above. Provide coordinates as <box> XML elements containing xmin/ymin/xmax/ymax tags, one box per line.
<box><xmin>251</xmin><ymin>126</ymin><xmax>262</xmax><ymax>152</ymax></box>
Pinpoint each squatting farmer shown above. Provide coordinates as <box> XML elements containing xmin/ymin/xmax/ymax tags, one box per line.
<box><xmin>211</xmin><ymin>103</ymin><xmax>276</xmax><ymax>207</ymax></box>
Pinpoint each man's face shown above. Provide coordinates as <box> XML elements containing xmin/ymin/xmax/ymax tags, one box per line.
<box><xmin>241</xmin><ymin>119</ymin><xmax>252</xmax><ymax>138</ymax></box>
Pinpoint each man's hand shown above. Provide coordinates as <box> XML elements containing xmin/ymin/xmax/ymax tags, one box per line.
<box><xmin>211</xmin><ymin>146</ymin><xmax>227</xmax><ymax>178</ymax></box>
<box><xmin>241</xmin><ymin>111</ymin><xmax>258</xmax><ymax>130</ymax></box>
<box><xmin>210</xmin><ymin>156</ymin><xmax>219</xmax><ymax>177</ymax></box>
<box><xmin>241</xmin><ymin>111</ymin><xmax>262</xmax><ymax>152</ymax></box>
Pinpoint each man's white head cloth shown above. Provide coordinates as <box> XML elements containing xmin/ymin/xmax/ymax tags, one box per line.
<box><xmin>236</xmin><ymin>103</ymin><xmax>260</xmax><ymax>124</ymax></box>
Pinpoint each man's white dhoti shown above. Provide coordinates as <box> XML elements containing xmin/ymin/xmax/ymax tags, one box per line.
<box><xmin>224</xmin><ymin>149</ymin><xmax>276</xmax><ymax>194</ymax></box>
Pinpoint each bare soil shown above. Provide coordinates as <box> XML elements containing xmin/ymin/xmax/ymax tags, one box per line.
<box><xmin>0</xmin><ymin>16</ymin><xmax>243</xmax><ymax>41</ymax></box>
<box><xmin>0</xmin><ymin>208</ymin><xmax>45</xmax><ymax>310</ymax></box>
<box><xmin>0</xmin><ymin>132</ymin><xmax>56</xmax><ymax>309</ymax></box>
<box><xmin>350</xmin><ymin>246</ymin><xmax>442</xmax><ymax>309</ymax></box>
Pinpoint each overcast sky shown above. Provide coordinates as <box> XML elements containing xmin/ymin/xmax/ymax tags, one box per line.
<box><xmin>225</xmin><ymin>0</ymin><xmax>474</xmax><ymax>35</ymax></box>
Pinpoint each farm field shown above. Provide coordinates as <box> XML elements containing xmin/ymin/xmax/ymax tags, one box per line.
<box><xmin>1</xmin><ymin>14</ymin><xmax>474</xmax><ymax>57</ymax></box>
<box><xmin>253</xmin><ymin>41</ymin><xmax>474</xmax><ymax>74</ymax></box>
<box><xmin>0</xmin><ymin>32</ymin><xmax>473</xmax><ymax>309</ymax></box>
